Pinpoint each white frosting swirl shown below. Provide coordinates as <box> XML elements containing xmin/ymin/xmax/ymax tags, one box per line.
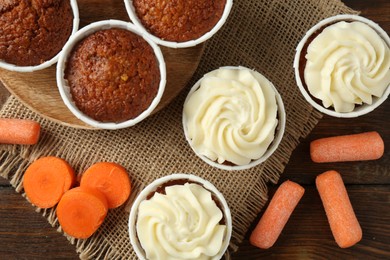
<box><xmin>304</xmin><ymin>21</ymin><xmax>390</xmax><ymax>113</ymax></box>
<box><xmin>136</xmin><ymin>183</ymin><xmax>226</xmax><ymax>260</ymax></box>
<box><xmin>183</xmin><ymin>67</ymin><xmax>278</xmax><ymax>166</ymax></box>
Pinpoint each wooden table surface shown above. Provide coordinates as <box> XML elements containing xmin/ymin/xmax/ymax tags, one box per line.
<box><xmin>0</xmin><ymin>0</ymin><xmax>389</xmax><ymax>259</ymax></box>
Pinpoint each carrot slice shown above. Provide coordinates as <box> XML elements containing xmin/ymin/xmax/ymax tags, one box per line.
<box><xmin>23</xmin><ymin>156</ymin><xmax>75</xmax><ymax>208</ymax></box>
<box><xmin>0</xmin><ymin>118</ymin><xmax>40</xmax><ymax>145</ymax></box>
<box><xmin>310</xmin><ymin>131</ymin><xmax>384</xmax><ymax>163</ymax></box>
<box><xmin>80</xmin><ymin>162</ymin><xmax>131</xmax><ymax>209</ymax></box>
<box><xmin>316</xmin><ymin>170</ymin><xmax>362</xmax><ymax>248</ymax></box>
<box><xmin>249</xmin><ymin>180</ymin><xmax>305</xmax><ymax>249</ymax></box>
<box><xmin>56</xmin><ymin>187</ymin><xmax>108</xmax><ymax>239</ymax></box>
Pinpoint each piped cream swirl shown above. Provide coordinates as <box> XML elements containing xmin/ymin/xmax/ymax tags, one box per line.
<box><xmin>136</xmin><ymin>183</ymin><xmax>226</xmax><ymax>260</ymax></box>
<box><xmin>304</xmin><ymin>21</ymin><xmax>390</xmax><ymax>112</ymax></box>
<box><xmin>183</xmin><ymin>67</ymin><xmax>278</xmax><ymax>166</ymax></box>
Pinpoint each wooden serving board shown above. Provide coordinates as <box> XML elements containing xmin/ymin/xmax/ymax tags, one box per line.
<box><xmin>0</xmin><ymin>0</ymin><xmax>204</xmax><ymax>129</ymax></box>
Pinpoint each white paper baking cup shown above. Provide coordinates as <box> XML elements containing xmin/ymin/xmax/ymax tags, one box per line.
<box><xmin>182</xmin><ymin>66</ymin><xmax>286</xmax><ymax>171</ymax></box>
<box><xmin>0</xmin><ymin>0</ymin><xmax>79</xmax><ymax>72</ymax></box>
<box><xmin>294</xmin><ymin>14</ymin><xmax>390</xmax><ymax>118</ymax></box>
<box><xmin>56</xmin><ymin>19</ymin><xmax>166</xmax><ymax>130</ymax></box>
<box><xmin>128</xmin><ymin>173</ymin><xmax>232</xmax><ymax>260</ymax></box>
<box><xmin>124</xmin><ymin>0</ymin><xmax>233</xmax><ymax>48</ymax></box>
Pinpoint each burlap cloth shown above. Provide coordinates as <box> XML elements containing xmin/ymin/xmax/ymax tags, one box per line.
<box><xmin>0</xmin><ymin>0</ymin><xmax>358</xmax><ymax>259</ymax></box>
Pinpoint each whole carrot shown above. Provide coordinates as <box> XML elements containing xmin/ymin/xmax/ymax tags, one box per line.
<box><xmin>0</xmin><ymin>118</ymin><xmax>41</xmax><ymax>145</ymax></box>
<box><xmin>310</xmin><ymin>131</ymin><xmax>384</xmax><ymax>163</ymax></box>
<box><xmin>316</xmin><ymin>170</ymin><xmax>362</xmax><ymax>248</ymax></box>
<box><xmin>249</xmin><ymin>180</ymin><xmax>305</xmax><ymax>249</ymax></box>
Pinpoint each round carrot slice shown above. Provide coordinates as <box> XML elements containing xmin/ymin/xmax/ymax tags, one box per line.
<box><xmin>80</xmin><ymin>162</ymin><xmax>131</xmax><ymax>209</ymax></box>
<box><xmin>57</xmin><ymin>187</ymin><xmax>108</xmax><ymax>239</ymax></box>
<box><xmin>23</xmin><ymin>156</ymin><xmax>75</xmax><ymax>208</ymax></box>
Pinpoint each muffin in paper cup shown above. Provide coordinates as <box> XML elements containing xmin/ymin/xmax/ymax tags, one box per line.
<box><xmin>124</xmin><ymin>0</ymin><xmax>233</xmax><ymax>48</ymax></box>
<box><xmin>0</xmin><ymin>0</ymin><xmax>79</xmax><ymax>72</ymax></box>
<box><xmin>294</xmin><ymin>14</ymin><xmax>390</xmax><ymax>118</ymax></box>
<box><xmin>128</xmin><ymin>173</ymin><xmax>232</xmax><ymax>260</ymax></box>
<box><xmin>56</xmin><ymin>19</ymin><xmax>166</xmax><ymax>130</ymax></box>
<box><xmin>182</xmin><ymin>66</ymin><xmax>286</xmax><ymax>171</ymax></box>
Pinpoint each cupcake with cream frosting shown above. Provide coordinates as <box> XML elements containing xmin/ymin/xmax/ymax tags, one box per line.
<box><xmin>128</xmin><ymin>174</ymin><xmax>232</xmax><ymax>260</ymax></box>
<box><xmin>183</xmin><ymin>66</ymin><xmax>286</xmax><ymax>171</ymax></box>
<box><xmin>294</xmin><ymin>14</ymin><xmax>390</xmax><ymax>117</ymax></box>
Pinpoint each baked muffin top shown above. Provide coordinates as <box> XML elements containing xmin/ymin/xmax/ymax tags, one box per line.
<box><xmin>0</xmin><ymin>0</ymin><xmax>73</xmax><ymax>66</ymax></box>
<box><xmin>132</xmin><ymin>0</ymin><xmax>226</xmax><ymax>42</ymax></box>
<box><xmin>64</xmin><ymin>28</ymin><xmax>160</xmax><ymax>123</ymax></box>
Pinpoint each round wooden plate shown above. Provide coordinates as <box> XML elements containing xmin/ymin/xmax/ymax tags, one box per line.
<box><xmin>0</xmin><ymin>0</ymin><xmax>204</xmax><ymax>129</ymax></box>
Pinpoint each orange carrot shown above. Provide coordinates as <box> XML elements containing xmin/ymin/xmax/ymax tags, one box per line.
<box><xmin>80</xmin><ymin>162</ymin><xmax>131</xmax><ymax>209</ymax></box>
<box><xmin>56</xmin><ymin>187</ymin><xmax>108</xmax><ymax>239</ymax></box>
<box><xmin>23</xmin><ymin>156</ymin><xmax>75</xmax><ymax>208</ymax></box>
<box><xmin>316</xmin><ymin>170</ymin><xmax>362</xmax><ymax>248</ymax></box>
<box><xmin>249</xmin><ymin>180</ymin><xmax>305</xmax><ymax>249</ymax></box>
<box><xmin>310</xmin><ymin>131</ymin><xmax>384</xmax><ymax>163</ymax></box>
<box><xmin>0</xmin><ymin>118</ymin><xmax>40</xmax><ymax>145</ymax></box>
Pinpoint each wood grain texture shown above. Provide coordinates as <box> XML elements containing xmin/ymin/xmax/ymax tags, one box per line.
<box><xmin>0</xmin><ymin>0</ymin><xmax>389</xmax><ymax>259</ymax></box>
<box><xmin>279</xmin><ymin>102</ymin><xmax>390</xmax><ymax>186</ymax></box>
<box><xmin>0</xmin><ymin>0</ymin><xmax>204</xmax><ymax>129</ymax></box>
<box><xmin>0</xmin><ymin>187</ymin><xmax>77</xmax><ymax>258</ymax></box>
<box><xmin>233</xmin><ymin>186</ymin><xmax>390</xmax><ymax>259</ymax></box>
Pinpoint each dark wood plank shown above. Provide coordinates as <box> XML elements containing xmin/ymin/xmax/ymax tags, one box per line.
<box><xmin>0</xmin><ymin>186</ymin><xmax>77</xmax><ymax>259</ymax></box>
<box><xmin>233</xmin><ymin>186</ymin><xmax>390</xmax><ymax>259</ymax></box>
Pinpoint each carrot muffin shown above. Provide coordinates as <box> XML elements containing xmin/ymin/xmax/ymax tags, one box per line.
<box><xmin>64</xmin><ymin>28</ymin><xmax>160</xmax><ymax>123</ymax></box>
<box><xmin>132</xmin><ymin>0</ymin><xmax>227</xmax><ymax>42</ymax></box>
<box><xmin>0</xmin><ymin>0</ymin><xmax>73</xmax><ymax>66</ymax></box>
<box><xmin>299</xmin><ymin>19</ymin><xmax>390</xmax><ymax>113</ymax></box>
<box><xmin>183</xmin><ymin>67</ymin><xmax>280</xmax><ymax>168</ymax></box>
<box><xmin>132</xmin><ymin>175</ymin><xmax>230</xmax><ymax>260</ymax></box>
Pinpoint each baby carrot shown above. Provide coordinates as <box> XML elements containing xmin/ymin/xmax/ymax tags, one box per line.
<box><xmin>0</xmin><ymin>118</ymin><xmax>40</xmax><ymax>145</ymax></box>
<box><xmin>23</xmin><ymin>156</ymin><xmax>75</xmax><ymax>208</ymax></box>
<box><xmin>316</xmin><ymin>170</ymin><xmax>362</xmax><ymax>248</ymax></box>
<box><xmin>250</xmin><ymin>180</ymin><xmax>305</xmax><ymax>249</ymax></box>
<box><xmin>56</xmin><ymin>187</ymin><xmax>108</xmax><ymax>239</ymax></box>
<box><xmin>80</xmin><ymin>162</ymin><xmax>131</xmax><ymax>209</ymax></box>
<box><xmin>310</xmin><ymin>131</ymin><xmax>384</xmax><ymax>163</ymax></box>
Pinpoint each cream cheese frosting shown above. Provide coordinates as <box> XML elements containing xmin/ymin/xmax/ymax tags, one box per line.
<box><xmin>304</xmin><ymin>21</ymin><xmax>390</xmax><ymax>113</ymax></box>
<box><xmin>136</xmin><ymin>183</ymin><xmax>226</xmax><ymax>260</ymax></box>
<box><xmin>183</xmin><ymin>67</ymin><xmax>278</xmax><ymax>166</ymax></box>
